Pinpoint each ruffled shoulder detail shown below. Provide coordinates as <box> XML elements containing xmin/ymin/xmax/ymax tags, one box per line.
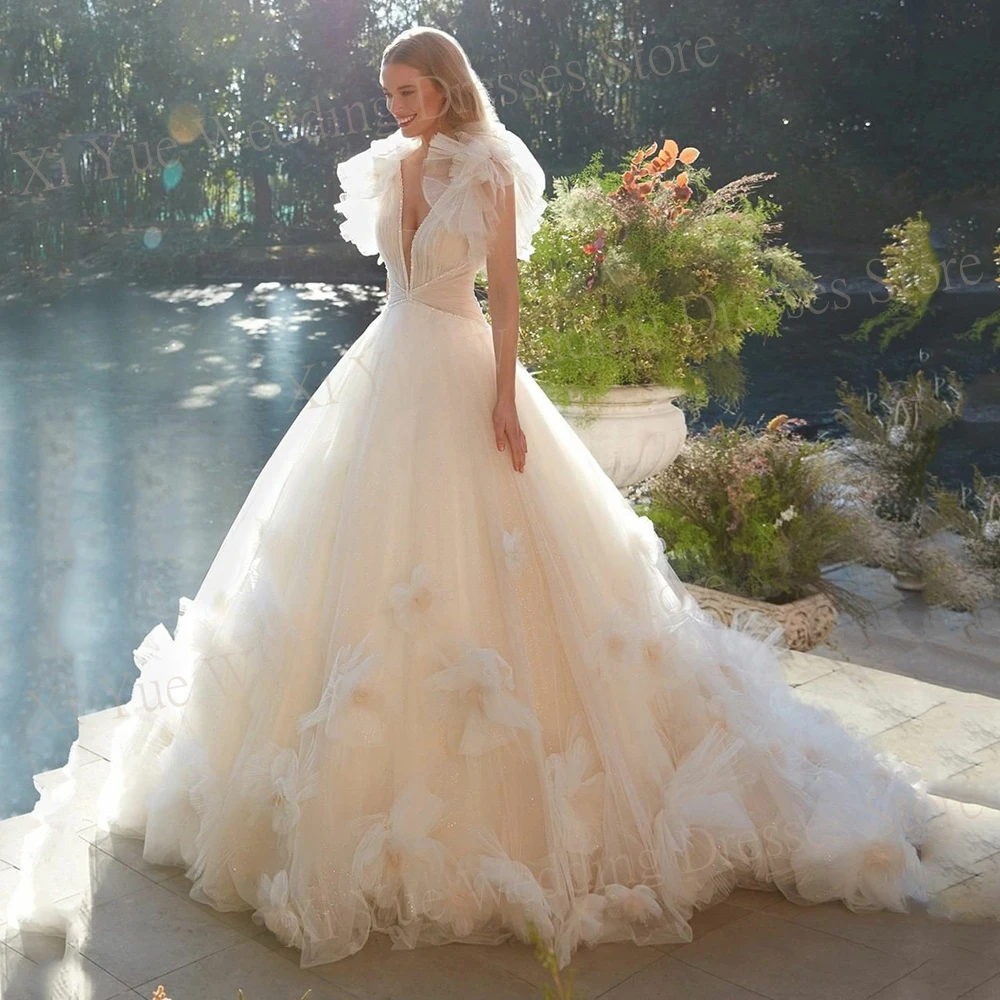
<box><xmin>334</xmin><ymin>123</ymin><xmax>547</xmax><ymax>265</ymax></box>
<box><xmin>334</xmin><ymin>129</ymin><xmax>419</xmax><ymax>259</ymax></box>
<box><xmin>422</xmin><ymin>122</ymin><xmax>548</xmax><ymax>263</ymax></box>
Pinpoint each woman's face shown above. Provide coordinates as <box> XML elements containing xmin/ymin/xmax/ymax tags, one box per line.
<box><xmin>381</xmin><ymin>62</ymin><xmax>448</xmax><ymax>137</ymax></box>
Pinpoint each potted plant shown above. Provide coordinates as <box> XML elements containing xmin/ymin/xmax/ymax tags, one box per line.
<box><xmin>928</xmin><ymin>467</ymin><xmax>1000</xmax><ymax>611</ymax></box>
<box><xmin>513</xmin><ymin>139</ymin><xmax>817</xmax><ymax>487</ymax></box>
<box><xmin>832</xmin><ymin>369</ymin><xmax>970</xmax><ymax>595</ymax></box>
<box><xmin>628</xmin><ymin>414</ymin><xmax>876</xmax><ymax>651</ymax></box>
<box><xmin>896</xmin><ymin>466</ymin><xmax>1000</xmax><ymax>612</ymax></box>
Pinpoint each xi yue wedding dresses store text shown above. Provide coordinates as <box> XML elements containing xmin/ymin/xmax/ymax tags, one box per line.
<box><xmin>9</xmin><ymin>119</ymin><xmax>936</xmax><ymax>970</ymax></box>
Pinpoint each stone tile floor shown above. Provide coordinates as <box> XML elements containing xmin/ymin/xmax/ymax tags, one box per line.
<box><xmin>2</xmin><ymin>565</ymin><xmax>999</xmax><ymax>1000</ymax></box>
<box><xmin>814</xmin><ymin>563</ymin><xmax>1000</xmax><ymax>702</ymax></box>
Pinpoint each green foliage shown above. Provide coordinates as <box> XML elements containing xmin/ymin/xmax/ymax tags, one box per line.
<box><xmin>846</xmin><ymin>212</ymin><xmax>940</xmax><ymax>350</ymax></box>
<box><xmin>956</xmin><ymin>239</ymin><xmax>1000</xmax><ymax>350</ymax></box>
<box><xmin>515</xmin><ymin>147</ymin><xmax>816</xmax><ymax>417</ymax></box>
<box><xmin>636</xmin><ymin>417</ymin><xmax>869</xmax><ymax>615</ymax></box>
<box><xmin>2</xmin><ymin>0</ymin><xmax>997</xmax><ymax>283</ymax></box>
<box><xmin>925</xmin><ymin>466</ymin><xmax>1000</xmax><ymax>602</ymax></box>
<box><xmin>831</xmin><ymin>369</ymin><xmax>992</xmax><ymax>610</ymax></box>
<box><xmin>832</xmin><ymin>368</ymin><xmax>966</xmax><ymax>521</ymax></box>
<box><xmin>527</xmin><ymin>922</ymin><xmax>575</xmax><ymax>1000</ymax></box>
<box><xmin>959</xmin><ymin>308</ymin><xmax>1000</xmax><ymax>351</ymax></box>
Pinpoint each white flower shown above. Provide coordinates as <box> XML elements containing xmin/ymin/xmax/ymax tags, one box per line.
<box><xmin>130</xmin><ymin>608</ymin><xmax>208</xmax><ymax>717</ymax></box>
<box><xmin>545</xmin><ymin>717</ymin><xmax>604</xmax><ymax>860</ymax></box>
<box><xmin>226</xmin><ymin>556</ymin><xmax>291</xmax><ymax>650</ymax></box>
<box><xmin>252</xmin><ymin>870</ymin><xmax>302</xmax><ymax>948</ymax></box>
<box><xmin>296</xmin><ymin>636</ymin><xmax>384</xmax><ymax>747</ymax></box>
<box><xmin>888</xmin><ymin>425</ymin><xmax>908</xmax><ymax>446</ymax></box>
<box><xmin>588</xmin><ymin>606</ymin><xmax>644</xmax><ymax>677</ymax></box>
<box><xmin>774</xmin><ymin>505</ymin><xmax>798</xmax><ymax>529</ymax></box>
<box><xmin>984</xmin><ymin>519</ymin><xmax>1000</xmax><ymax>543</ymax></box>
<box><xmin>555</xmin><ymin>892</ymin><xmax>607</xmax><ymax>962</ymax></box>
<box><xmin>502</xmin><ymin>527</ymin><xmax>527</xmax><ymax>576</ymax></box>
<box><xmin>653</xmin><ymin>726</ymin><xmax>757</xmax><ymax>898</ymax></box>
<box><xmin>630</xmin><ymin>515</ymin><xmax>667</xmax><ymax>567</ymax></box>
<box><xmin>243</xmin><ymin>743</ymin><xmax>318</xmax><ymax>838</ymax></box>
<box><xmin>637</xmin><ymin>624</ymin><xmax>678</xmax><ymax>675</ymax></box>
<box><xmin>388</xmin><ymin>563</ymin><xmax>443</xmax><ymax>631</ymax></box>
<box><xmin>793</xmin><ymin>770</ymin><xmax>923</xmax><ymax>910</ymax></box>
<box><xmin>603</xmin><ymin>883</ymin><xmax>663</xmax><ymax>925</ymax></box>
<box><xmin>427</xmin><ymin>641</ymin><xmax>539</xmax><ymax>756</ymax></box>
<box><xmin>351</xmin><ymin>781</ymin><xmax>447</xmax><ymax>915</ymax></box>
<box><xmin>462</xmin><ymin>832</ymin><xmax>555</xmax><ymax>942</ymax></box>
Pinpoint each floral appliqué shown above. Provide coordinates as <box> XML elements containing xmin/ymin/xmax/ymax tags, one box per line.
<box><xmin>502</xmin><ymin>526</ymin><xmax>527</xmax><ymax>576</ymax></box>
<box><xmin>388</xmin><ymin>563</ymin><xmax>445</xmax><ymax>632</ymax></box>
<box><xmin>351</xmin><ymin>781</ymin><xmax>448</xmax><ymax>918</ymax></box>
<box><xmin>297</xmin><ymin>636</ymin><xmax>385</xmax><ymax>747</ymax></box>
<box><xmin>243</xmin><ymin>742</ymin><xmax>318</xmax><ymax>838</ymax></box>
<box><xmin>545</xmin><ymin>717</ymin><xmax>605</xmax><ymax>862</ymax></box>
<box><xmin>588</xmin><ymin>606</ymin><xmax>646</xmax><ymax>679</ymax></box>
<box><xmin>252</xmin><ymin>869</ymin><xmax>303</xmax><ymax>948</ymax></box>
<box><xmin>426</xmin><ymin>640</ymin><xmax>539</xmax><ymax>756</ymax></box>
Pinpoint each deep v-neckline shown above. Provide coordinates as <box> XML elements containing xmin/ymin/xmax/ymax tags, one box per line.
<box><xmin>397</xmin><ymin>157</ymin><xmax>432</xmax><ymax>290</ymax></box>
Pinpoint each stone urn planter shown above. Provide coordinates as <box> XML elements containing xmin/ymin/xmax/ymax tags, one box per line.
<box><xmin>890</xmin><ymin>569</ymin><xmax>926</xmax><ymax>592</ymax></box>
<box><xmin>554</xmin><ymin>384</ymin><xmax>688</xmax><ymax>489</ymax></box>
<box><xmin>685</xmin><ymin>583</ymin><xmax>838</xmax><ymax>652</ymax></box>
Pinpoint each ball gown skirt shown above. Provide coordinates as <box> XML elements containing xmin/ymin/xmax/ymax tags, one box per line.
<box><xmin>7</xmin><ymin>123</ymin><xmax>935</xmax><ymax>971</ymax></box>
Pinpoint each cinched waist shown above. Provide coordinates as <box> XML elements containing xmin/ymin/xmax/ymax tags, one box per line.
<box><xmin>385</xmin><ymin>287</ymin><xmax>485</xmax><ymax>324</ymax></box>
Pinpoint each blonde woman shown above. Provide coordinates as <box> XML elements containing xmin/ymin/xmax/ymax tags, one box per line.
<box><xmin>11</xmin><ymin>25</ymin><xmax>936</xmax><ymax>972</ymax></box>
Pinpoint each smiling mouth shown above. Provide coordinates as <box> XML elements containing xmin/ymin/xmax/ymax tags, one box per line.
<box><xmin>396</xmin><ymin>113</ymin><xmax>417</xmax><ymax>126</ymax></box>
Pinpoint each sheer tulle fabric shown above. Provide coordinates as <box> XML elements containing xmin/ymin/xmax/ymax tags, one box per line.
<box><xmin>7</xmin><ymin>121</ymin><xmax>935</xmax><ymax>971</ymax></box>
<box><xmin>335</xmin><ymin>121</ymin><xmax>547</xmax><ymax>268</ymax></box>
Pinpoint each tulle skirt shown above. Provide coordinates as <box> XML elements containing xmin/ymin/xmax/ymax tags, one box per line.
<box><xmin>8</xmin><ymin>297</ymin><xmax>934</xmax><ymax>969</ymax></box>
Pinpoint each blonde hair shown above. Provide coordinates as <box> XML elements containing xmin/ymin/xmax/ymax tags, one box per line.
<box><xmin>382</xmin><ymin>27</ymin><xmax>500</xmax><ymax>136</ymax></box>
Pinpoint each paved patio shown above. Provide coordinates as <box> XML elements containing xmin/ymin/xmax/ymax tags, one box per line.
<box><xmin>814</xmin><ymin>563</ymin><xmax>1000</xmax><ymax>705</ymax></box>
<box><xmin>2</xmin><ymin>566</ymin><xmax>999</xmax><ymax>999</ymax></box>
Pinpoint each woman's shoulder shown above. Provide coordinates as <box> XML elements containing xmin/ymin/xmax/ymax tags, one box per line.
<box><xmin>333</xmin><ymin>121</ymin><xmax>548</xmax><ymax>262</ymax></box>
<box><xmin>427</xmin><ymin>122</ymin><xmax>540</xmax><ymax>187</ymax></box>
<box><xmin>424</xmin><ymin>121</ymin><xmax>548</xmax><ymax>262</ymax></box>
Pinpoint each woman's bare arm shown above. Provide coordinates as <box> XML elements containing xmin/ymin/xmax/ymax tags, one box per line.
<box><xmin>485</xmin><ymin>180</ymin><xmax>527</xmax><ymax>472</ymax></box>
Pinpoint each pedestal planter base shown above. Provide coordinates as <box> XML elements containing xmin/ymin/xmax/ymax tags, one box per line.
<box><xmin>891</xmin><ymin>571</ymin><xmax>926</xmax><ymax>592</ymax></box>
<box><xmin>554</xmin><ymin>384</ymin><xmax>687</xmax><ymax>488</ymax></box>
<box><xmin>686</xmin><ymin>583</ymin><xmax>838</xmax><ymax>652</ymax></box>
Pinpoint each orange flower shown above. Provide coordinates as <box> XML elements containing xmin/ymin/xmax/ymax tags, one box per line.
<box><xmin>614</xmin><ymin>137</ymin><xmax>701</xmax><ymax>207</ymax></box>
<box><xmin>632</xmin><ymin>142</ymin><xmax>658</xmax><ymax>166</ymax></box>
<box><xmin>657</xmin><ymin>142</ymin><xmax>677</xmax><ymax>171</ymax></box>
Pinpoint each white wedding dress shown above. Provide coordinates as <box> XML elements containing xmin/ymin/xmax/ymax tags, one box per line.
<box><xmin>9</xmin><ymin>120</ymin><xmax>935</xmax><ymax>970</ymax></box>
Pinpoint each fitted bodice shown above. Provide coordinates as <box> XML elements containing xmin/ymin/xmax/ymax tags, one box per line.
<box><xmin>377</xmin><ymin>164</ymin><xmax>487</xmax><ymax>323</ymax></box>
<box><xmin>334</xmin><ymin>123</ymin><xmax>548</xmax><ymax>322</ymax></box>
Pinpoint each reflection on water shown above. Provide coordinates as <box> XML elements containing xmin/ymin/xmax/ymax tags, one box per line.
<box><xmin>1</xmin><ymin>278</ymin><xmax>997</xmax><ymax>819</ymax></box>
<box><xmin>697</xmin><ymin>293</ymin><xmax>1000</xmax><ymax>488</ymax></box>
<box><xmin>0</xmin><ymin>280</ymin><xmax>383</xmax><ymax>819</ymax></box>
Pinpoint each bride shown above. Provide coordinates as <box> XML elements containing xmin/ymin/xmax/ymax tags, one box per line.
<box><xmin>10</xmin><ymin>25</ymin><xmax>934</xmax><ymax>971</ymax></box>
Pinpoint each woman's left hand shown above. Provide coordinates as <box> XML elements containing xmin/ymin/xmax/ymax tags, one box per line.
<box><xmin>492</xmin><ymin>394</ymin><xmax>527</xmax><ymax>472</ymax></box>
